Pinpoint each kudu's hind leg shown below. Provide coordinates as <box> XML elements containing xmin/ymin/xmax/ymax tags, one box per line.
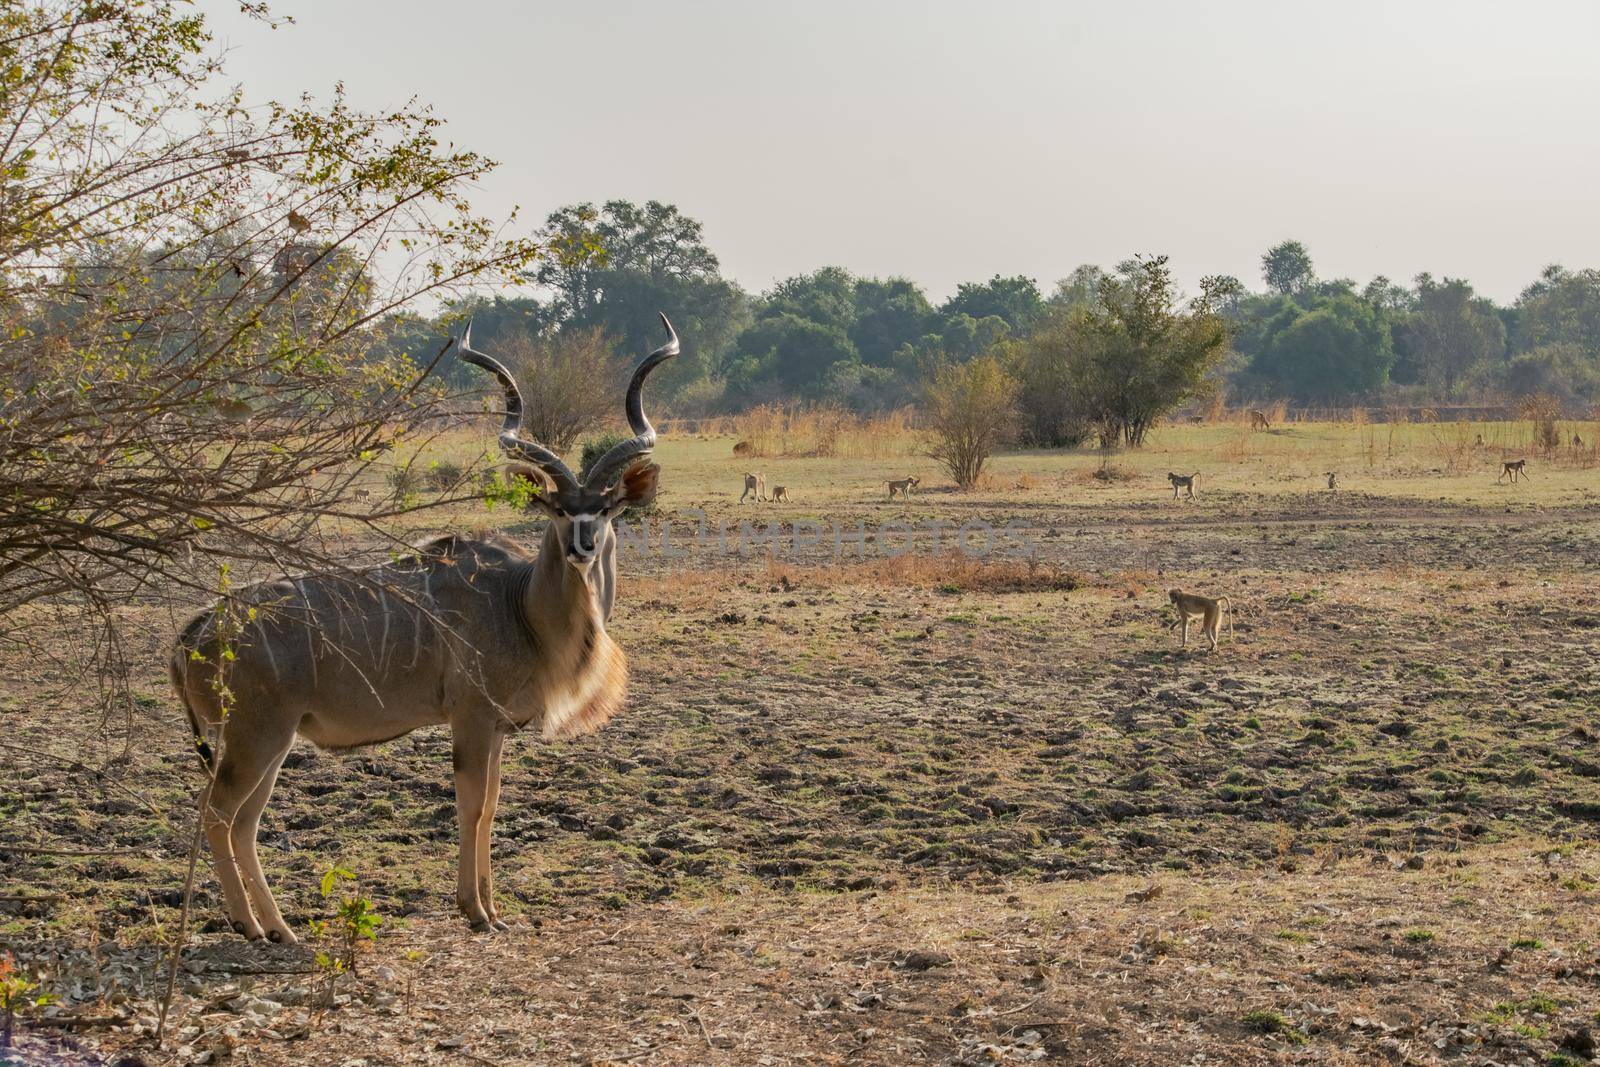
<box><xmin>203</xmin><ymin>717</ymin><xmax>297</xmax><ymax>940</ymax></box>
<box><xmin>231</xmin><ymin>743</ymin><xmax>296</xmax><ymax>943</ymax></box>
<box><xmin>200</xmin><ymin>778</ymin><xmax>260</xmax><ymax>940</ymax></box>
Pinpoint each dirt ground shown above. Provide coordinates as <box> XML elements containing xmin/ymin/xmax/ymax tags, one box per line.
<box><xmin>3</xmin><ymin>424</ymin><xmax>1599</xmax><ymax>1065</ymax></box>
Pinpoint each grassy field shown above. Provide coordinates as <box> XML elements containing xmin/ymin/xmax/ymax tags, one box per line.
<box><xmin>3</xmin><ymin>418</ymin><xmax>1599</xmax><ymax>1065</ymax></box>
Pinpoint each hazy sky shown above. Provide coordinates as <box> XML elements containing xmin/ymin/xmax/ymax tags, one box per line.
<box><xmin>196</xmin><ymin>0</ymin><xmax>1599</xmax><ymax>304</ymax></box>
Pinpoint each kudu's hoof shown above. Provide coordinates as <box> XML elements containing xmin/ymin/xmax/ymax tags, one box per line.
<box><xmin>490</xmin><ymin>918</ymin><xmax>511</xmax><ymax>933</ymax></box>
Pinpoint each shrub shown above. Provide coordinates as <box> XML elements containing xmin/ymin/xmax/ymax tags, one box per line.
<box><xmin>426</xmin><ymin>459</ymin><xmax>465</xmax><ymax>492</ymax></box>
<box><xmin>922</xmin><ymin>354</ymin><xmax>1019</xmax><ymax>487</ymax></box>
<box><xmin>386</xmin><ymin>465</ymin><xmax>423</xmax><ymax>499</ymax></box>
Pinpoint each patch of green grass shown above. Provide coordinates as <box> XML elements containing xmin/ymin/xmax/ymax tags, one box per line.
<box><xmin>1240</xmin><ymin>1009</ymin><xmax>1307</xmax><ymax>1045</ymax></box>
<box><xmin>1403</xmin><ymin>928</ymin><xmax>1436</xmax><ymax>944</ymax></box>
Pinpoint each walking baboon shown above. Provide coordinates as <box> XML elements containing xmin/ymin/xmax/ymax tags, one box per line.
<box><xmin>887</xmin><ymin>476</ymin><xmax>919</xmax><ymax>498</ymax></box>
<box><xmin>1249</xmin><ymin>409</ymin><xmax>1271</xmax><ymax>431</ymax></box>
<box><xmin>1325</xmin><ymin>472</ymin><xmax>1339</xmax><ymax>491</ymax></box>
<box><xmin>739</xmin><ymin>472</ymin><xmax>766</xmax><ymax>502</ymax></box>
<box><xmin>1167</xmin><ymin>471</ymin><xmax>1198</xmax><ymax>499</ymax></box>
<box><xmin>1498</xmin><ymin>459</ymin><xmax>1528</xmax><ymax>483</ymax></box>
<box><xmin>1169</xmin><ymin>589</ymin><xmax>1233</xmax><ymax>651</ymax></box>
<box><xmin>770</xmin><ymin>485</ymin><xmax>790</xmax><ymax>502</ymax></box>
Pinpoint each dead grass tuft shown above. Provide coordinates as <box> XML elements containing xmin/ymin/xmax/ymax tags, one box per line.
<box><xmin>730</xmin><ymin>404</ymin><xmax>920</xmax><ymax>460</ymax></box>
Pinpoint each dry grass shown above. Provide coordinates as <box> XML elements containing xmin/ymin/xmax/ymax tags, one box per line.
<box><xmin>727</xmin><ymin>404</ymin><xmax>921</xmax><ymax>460</ymax></box>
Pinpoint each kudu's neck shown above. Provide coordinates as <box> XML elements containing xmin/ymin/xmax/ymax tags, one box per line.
<box><xmin>518</xmin><ymin>523</ymin><xmax>603</xmax><ymax>642</ymax></box>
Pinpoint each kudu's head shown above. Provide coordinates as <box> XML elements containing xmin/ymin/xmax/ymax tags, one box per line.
<box><xmin>459</xmin><ymin>313</ymin><xmax>678</xmax><ymax>574</ymax></box>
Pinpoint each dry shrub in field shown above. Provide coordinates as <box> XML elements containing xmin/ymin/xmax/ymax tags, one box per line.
<box><xmin>922</xmin><ymin>356</ymin><xmax>1018</xmax><ymax>487</ymax></box>
<box><xmin>731</xmin><ymin>404</ymin><xmax>919</xmax><ymax>459</ymax></box>
<box><xmin>1265</xmin><ymin>399</ymin><xmax>1289</xmax><ymax>426</ymax></box>
<box><xmin>1081</xmin><ymin>464</ymin><xmax>1140</xmax><ymax>484</ymax></box>
<box><xmin>1428</xmin><ymin>423</ymin><xmax>1477</xmax><ymax>474</ymax></box>
<box><xmin>1519</xmin><ymin>395</ymin><xmax>1563</xmax><ymax>453</ymax></box>
<box><xmin>770</xmin><ymin>554</ymin><xmax>1083</xmax><ymax>595</ymax></box>
<box><xmin>1383</xmin><ymin>403</ymin><xmax>1410</xmax><ymax>458</ymax></box>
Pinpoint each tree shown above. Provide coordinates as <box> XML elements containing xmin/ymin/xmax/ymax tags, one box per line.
<box><xmin>727</xmin><ymin>313</ymin><xmax>859</xmax><ymax>402</ymax></box>
<box><xmin>1410</xmin><ymin>276</ymin><xmax>1506</xmax><ymax>397</ymax></box>
<box><xmin>938</xmin><ymin>274</ymin><xmax>1044</xmax><ymax>333</ymax></box>
<box><xmin>1009</xmin><ymin>321</ymin><xmax>1094</xmax><ymax>448</ymax></box>
<box><xmin>922</xmin><ymin>355</ymin><xmax>1019</xmax><ymax>487</ymax></box>
<box><xmin>1074</xmin><ymin>256</ymin><xmax>1230</xmax><ymax>446</ymax></box>
<box><xmin>850</xmin><ymin>276</ymin><xmax>932</xmax><ymax>365</ymax></box>
<box><xmin>761</xmin><ymin>267</ymin><xmax>858</xmax><ymax>335</ymax></box>
<box><xmin>1048</xmin><ymin>265</ymin><xmax>1108</xmax><ymax>313</ymax></box>
<box><xmin>0</xmin><ymin>3</ymin><xmax>535</xmax><ymax>656</ymax></box>
<box><xmin>1262</xmin><ymin>240</ymin><xmax>1315</xmax><ymax>297</ymax></box>
<box><xmin>1251</xmin><ymin>296</ymin><xmax>1395</xmax><ymax>401</ymax></box>
<box><xmin>497</xmin><ymin>327</ymin><xmax>626</xmax><ymax>453</ymax></box>
<box><xmin>1513</xmin><ymin>266</ymin><xmax>1600</xmax><ymax>355</ymax></box>
<box><xmin>529</xmin><ymin>200</ymin><xmax>749</xmax><ymax>395</ymax></box>
<box><xmin>1501</xmin><ymin>344</ymin><xmax>1600</xmax><ymax>405</ymax></box>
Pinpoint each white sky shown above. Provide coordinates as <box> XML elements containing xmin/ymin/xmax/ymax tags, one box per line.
<box><xmin>196</xmin><ymin>0</ymin><xmax>1600</xmax><ymax>304</ymax></box>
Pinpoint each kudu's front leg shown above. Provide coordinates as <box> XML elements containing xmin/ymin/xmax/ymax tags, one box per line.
<box><xmin>450</xmin><ymin>723</ymin><xmax>505</xmax><ymax>932</ymax></box>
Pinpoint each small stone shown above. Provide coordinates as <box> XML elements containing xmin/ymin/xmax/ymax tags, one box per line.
<box><xmin>1558</xmin><ymin>1027</ymin><xmax>1595</xmax><ymax>1058</ymax></box>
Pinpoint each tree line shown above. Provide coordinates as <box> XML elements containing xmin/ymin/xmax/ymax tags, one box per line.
<box><xmin>379</xmin><ymin>206</ymin><xmax>1600</xmax><ymax>424</ymax></box>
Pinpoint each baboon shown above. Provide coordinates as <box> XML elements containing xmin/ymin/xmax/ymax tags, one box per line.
<box><xmin>1168</xmin><ymin>589</ymin><xmax>1233</xmax><ymax>651</ymax></box>
<box><xmin>1474</xmin><ymin>434</ymin><xmax>1485</xmax><ymax>448</ymax></box>
<box><xmin>1167</xmin><ymin>471</ymin><xmax>1198</xmax><ymax>499</ymax></box>
<box><xmin>887</xmin><ymin>476</ymin><xmax>919</xmax><ymax>498</ymax></box>
<box><xmin>732</xmin><ymin>440</ymin><xmax>753</xmax><ymax>456</ymax></box>
<box><xmin>1325</xmin><ymin>472</ymin><xmax>1339</xmax><ymax>491</ymax></box>
<box><xmin>1188</xmin><ymin>415</ymin><xmax>1205</xmax><ymax>424</ymax></box>
<box><xmin>1574</xmin><ymin>433</ymin><xmax>1584</xmax><ymax>449</ymax></box>
<box><xmin>1498</xmin><ymin>459</ymin><xmax>1529</xmax><ymax>483</ymax></box>
<box><xmin>770</xmin><ymin>485</ymin><xmax>790</xmax><ymax>502</ymax></box>
<box><xmin>353</xmin><ymin>488</ymin><xmax>372</xmax><ymax>500</ymax></box>
<box><xmin>1249</xmin><ymin>409</ymin><xmax>1271</xmax><ymax>431</ymax></box>
<box><xmin>739</xmin><ymin>472</ymin><xmax>766</xmax><ymax>502</ymax></box>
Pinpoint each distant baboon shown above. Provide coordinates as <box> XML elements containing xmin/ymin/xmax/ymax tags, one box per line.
<box><xmin>1167</xmin><ymin>471</ymin><xmax>1198</xmax><ymax>499</ymax></box>
<box><xmin>887</xmin><ymin>476</ymin><xmax>920</xmax><ymax>499</ymax></box>
<box><xmin>1498</xmin><ymin>459</ymin><xmax>1528</xmax><ymax>483</ymax></box>
<box><xmin>770</xmin><ymin>485</ymin><xmax>790</xmax><ymax>502</ymax></box>
<box><xmin>732</xmin><ymin>440</ymin><xmax>753</xmax><ymax>457</ymax></box>
<box><xmin>1188</xmin><ymin>415</ymin><xmax>1205</xmax><ymax>424</ymax></box>
<box><xmin>739</xmin><ymin>472</ymin><xmax>766</xmax><ymax>502</ymax></box>
<box><xmin>1474</xmin><ymin>434</ymin><xmax>1485</xmax><ymax>448</ymax></box>
<box><xmin>353</xmin><ymin>488</ymin><xmax>372</xmax><ymax>500</ymax></box>
<box><xmin>1168</xmin><ymin>589</ymin><xmax>1233</xmax><ymax>652</ymax></box>
<box><xmin>1325</xmin><ymin>472</ymin><xmax>1339</xmax><ymax>492</ymax></box>
<box><xmin>1249</xmin><ymin>409</ymin><xmax>1271</xmax><ymax>431</ymax></box>
<box><xmin>1574</xmin><ymin>433</ymin><xmax>1584</xmax><ymax>449</ymax></box>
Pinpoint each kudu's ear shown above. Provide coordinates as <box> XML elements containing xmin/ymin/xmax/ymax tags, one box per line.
<box><xmin>506</xmin><ymin>461</ymin><xmax>559</xmax><ymax>514</ymax></box>
<box><xmin>609</xmin><ymin>460</ymin><xmax>660</xmax><ymax>511</ymax></box>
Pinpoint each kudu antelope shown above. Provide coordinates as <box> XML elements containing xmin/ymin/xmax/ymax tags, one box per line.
<box><xmin>169</xmin><ymin>315</ymin><xmax>678</xmax><ymax>941</ymax></box>
<box><xmin>1248</xmin><ymin>409</ymin><xmax>1271</xmax><ymax>431</ymax></box>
